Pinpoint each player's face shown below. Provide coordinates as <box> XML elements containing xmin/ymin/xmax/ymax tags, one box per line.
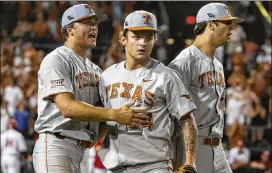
<box><xmin>124</xmin><ymin>30</ymin><xmax>155</xmax><ymax>62</ymax></box>
<box><xmin>72</xmin><ymin>17</ymin><xmax>98</xmax><ymax>48</ymax></box>
<box><xmin>213</xmin><ymin>20</ymin><xmax>235</xmax><ymax>46</ymax></box>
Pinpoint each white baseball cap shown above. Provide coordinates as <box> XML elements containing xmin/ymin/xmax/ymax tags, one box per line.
<box><xmin>61</xmin><ymin>4</ymin><xmax>107</xmax><ymax>29</ymax></box>
<box><xmin>196</xmin><ymin>3</ymin><xmax>244</xmax><ymax>24</ymax></box>
<box><xmin>124</xmin><ymin>10</ymin><xmax>161</xmax><ymax>33</ymax></box>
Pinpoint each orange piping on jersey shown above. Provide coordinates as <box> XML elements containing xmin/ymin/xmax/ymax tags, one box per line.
<box><xmin>45</xmin><ymin>133</ymin><xmax>48</xmax><ymax>173</ymax></box>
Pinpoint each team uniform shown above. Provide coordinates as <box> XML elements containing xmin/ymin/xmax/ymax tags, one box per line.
<box><xmin>1</xmin><ymin>128</ymin><xmax>27</xmax><ymax>173</ymax></box>
<box><xmin>33</xmin><ymin>46</ymin><xmax>102</xmax><ymax>173</ymax></box>
<box><xmin>168</xmin><ymin>45</ymin><xmax>232</xmax><ymax>173</ymax></box>
<box><xmin>98</xmin><ymin>58</ymin><xmax>196</xmax><ymax>173</ymax></box>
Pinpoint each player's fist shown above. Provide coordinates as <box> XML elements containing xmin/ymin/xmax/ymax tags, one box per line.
<box><xmin>114</xmin><ymin>100</ymin><xmax>148</xmax><ymax>128</ymax></box>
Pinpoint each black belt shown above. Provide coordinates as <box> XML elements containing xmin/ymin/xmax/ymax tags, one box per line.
<box><xmin>53</xmin><ymin>132</ymin><xmax>93</xmax><ymax>148</ymax></box>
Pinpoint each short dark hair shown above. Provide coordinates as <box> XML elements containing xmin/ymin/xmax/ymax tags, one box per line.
<box><xmin>193</xmin><ymin>22</ymin><xmax>207</xmax><ymax>36</ymax></box>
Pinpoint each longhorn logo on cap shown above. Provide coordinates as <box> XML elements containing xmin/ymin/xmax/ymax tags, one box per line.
<box><xmin>142</xmin><ymin>13</ymin><xmax>152</xmax><ymax>24</ymax></box>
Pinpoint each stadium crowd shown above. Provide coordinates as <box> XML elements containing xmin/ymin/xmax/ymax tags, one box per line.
<box><xmin>1</xmin><ymin>1</ymin><xmax>271</xmax><ymax>173</ymax></box>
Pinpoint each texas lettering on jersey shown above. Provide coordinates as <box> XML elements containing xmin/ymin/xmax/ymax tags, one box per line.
<box><xmin>105</xmin><ymin>82</ymin><xmax>155</xmax><ymax>107</ymax></box>
<box><xmin>76</xmin><ymin>72</ymin><xmax>100</xmax><ymax>90</ymax></box>
<box><xmin>198</xmin><ymin>70</ymin><xmax>225</xmax><ymax>89</ymax></box>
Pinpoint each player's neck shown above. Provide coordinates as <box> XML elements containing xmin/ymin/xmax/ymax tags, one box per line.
<box><xmin>125</xmin><ymin>56</ymin><xmax>149</xmax><ymax>71</ymax></box>
<box><xmin>193</xmin><ymin>36</ymin><xmax>217</xmax><ymax>59</ymax></box>
<box><xmin>65</xmin><ymin>42</ymin><xmax>88</xmax><ymax>58</ymax></box>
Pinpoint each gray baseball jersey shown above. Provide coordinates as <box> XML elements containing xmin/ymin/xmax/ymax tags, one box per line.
<box><xmin>34</xmin><ymin>46</ymin><xmax>102</xmax><ymax>142</ymax></box>
<box><xmin>168</xmin><ymin>45</ymin><xmax>226</xmax><ymax>138</ymax></box>
<box><xmin>99</xmin><ymin>58</ymin><xmax>196</xmax><ymax>169</ymax></box>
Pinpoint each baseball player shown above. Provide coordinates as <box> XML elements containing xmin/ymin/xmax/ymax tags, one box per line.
<box><xmin>1</xmin><ymin>119</ymin><xmax>28</xmax><ymax>173</ymax></box>
<box><xmin>32</xmin><ymin>4</ymin><xmax>148</xmax><ymax>173</ymax></box>
<box><xmin>168</xmin><ymin>3</ymin><xmax>244</xmax><ymax>173</ymax></box>
<box><xmin>98</xmin><ymin>10</ymin><xmax>198</xmax><ymax>173</ymax></box>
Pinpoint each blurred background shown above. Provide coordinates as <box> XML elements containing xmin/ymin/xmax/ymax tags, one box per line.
<box><xmin>1</xmin><ymin>1</ymin><xmax>271</xmax><ymax>173</ymax></box>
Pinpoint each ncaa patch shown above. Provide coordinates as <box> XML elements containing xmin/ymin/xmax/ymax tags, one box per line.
<box><xmin>207</xmin><ymin>13</ymin><xmax>215</xmax><ymax>18</ymax></box>
<box><xmin>125</xmin><ymin>21</ymin><xmax>128</xmax><ymax>26</ymax></box>
<box><xmin>67</xmin><ymin>15</ymin><xmax>74</xmax><ymax>20</ymax></box>
<box><xmin>51</xmin><ymin>79</ymin><xmax>64</xmax><ymax>88</ymax></box>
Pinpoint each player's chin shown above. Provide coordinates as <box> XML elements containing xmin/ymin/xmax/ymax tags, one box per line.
<box><xmin>219</xmin><ymin>39</ymin><xmax>229</xmax><ymax>46</ymax></box>
<box><xmin>88</xmin><ymin>42</ymin><xmax>96</xmax><ymax>48</ymax></box>
<box><xmin>135</xmin><ymin>55</ymin><xmax>148</xmax><ymax>61</ymax></box>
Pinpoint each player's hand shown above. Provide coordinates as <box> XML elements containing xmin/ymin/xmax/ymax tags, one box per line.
<box><xmin>174</xmin><ymin>165</ymin><xmax>198</xmax><ymax>173</ymax></box>
<box><xmin>114</xmin><ymin>100</ymin><xmax>148</xmax><ymax>128</ymax></box>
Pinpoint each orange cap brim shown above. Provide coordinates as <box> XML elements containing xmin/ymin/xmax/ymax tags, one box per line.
<box><xmin>217</xmin><ymin>16</ymin><xmax>244</xmax><ymax>23</ymax></box>
<box><xmin>128</xmin><ymin>26</ymin><xmax>161</xmax><ymax>33</ymax></box>
<box><xmin>75</xmin><ymin>13</ymin><xmax>107</xmax><ymax>24</ymax></box>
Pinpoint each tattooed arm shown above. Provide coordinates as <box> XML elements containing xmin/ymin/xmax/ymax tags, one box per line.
<box><xmin>180</xmin><ymin>112</ymin><xmax>198</xmax><ymax>167</ymax></box>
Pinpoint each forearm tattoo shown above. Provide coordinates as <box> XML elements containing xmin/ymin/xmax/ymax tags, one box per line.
<box><xmin>180</xmin><ymin>113</ymin><xmax>198</xmax><ymax>155</ymax></box>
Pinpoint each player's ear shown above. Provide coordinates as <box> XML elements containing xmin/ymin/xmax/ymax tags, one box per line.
<box><xmin>208</xmin><ymin>21</ymin><xmax>216</xmax><ymax>31</ymax></box>
<box><xmin>66</xmin><ymin>25</ymin><xmax>74</xmax><ymax>36</ymax></box>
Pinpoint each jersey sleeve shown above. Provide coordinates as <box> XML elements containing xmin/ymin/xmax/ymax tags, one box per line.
<box><xmin>168</xmin><ymin>56</ymin><xmax>192</xmax><ymax>89</ymax></box>
<box><xmin>39</xmin><ymin>55</ymin><xmax>74</xmax><ymax>100</ymax></box>
<box><xmin>164</xmin><ymin>70</ymin><xmax>196</xmax><ymax>120</ymax></box>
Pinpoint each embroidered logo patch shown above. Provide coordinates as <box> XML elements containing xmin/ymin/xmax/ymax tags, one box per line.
<box><xmin>67</xmin><ymin>15</ymin><xmax>74</xmax><ymax>20</ymax></box>
<box><xmin>142</xmin><ymin>13</ymin><xmax>152</xmax><ymax>24</ymax></box>
<box><xmin>207</xmin><ymin>13</ymin><xmax>215</xmax><ymax>18</ymax></box>
<box><xmin>51</xmin><ymin>79</ymin><xmax>64</xmax><ymax>88</ymax></box>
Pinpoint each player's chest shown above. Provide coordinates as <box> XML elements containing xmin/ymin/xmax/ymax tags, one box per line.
<box><xmin>72</xmin><ymin>63</ymin><xmax>101</xmax><ymax>91</ymax></box>
<box><xmin>192</xmin><ymin>62</ymin><xmax>226</xmax><ymax>90</ymax></box>
<box><xmin>103</xmin><ymin>75</ymin><xmax>164</xmax><ymax>108</ymax></box>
